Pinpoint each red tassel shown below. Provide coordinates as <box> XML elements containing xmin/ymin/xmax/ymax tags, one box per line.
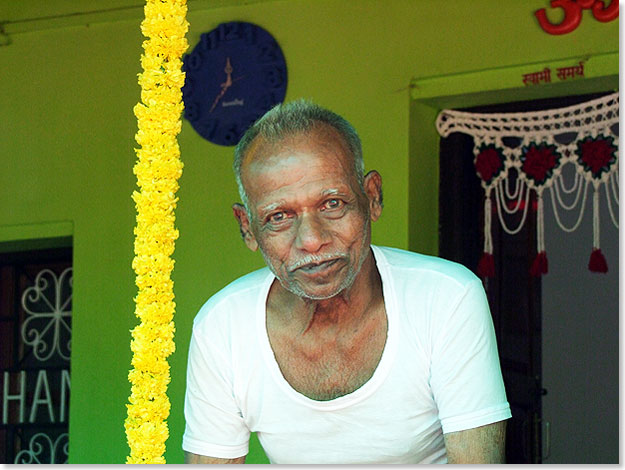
<box><xmin>588</xmin><ymin>248</ymin><xmax>608</xmax><ymax>273</ymax></box>
<box><xmin>477</xmin><ymin>252</ymin><xmax>495</xmax><ymax>278</ymax></box>
<box><xmin>530</xmin><ymin>251</ymin><xmax>548</xmax><ymax>277</ymax></box>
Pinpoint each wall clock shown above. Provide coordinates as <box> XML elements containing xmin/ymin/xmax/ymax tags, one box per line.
<box><xmin>182</xmin><ymin>21</ymin><xmax>288</xmax><ymax>146</ymax></box>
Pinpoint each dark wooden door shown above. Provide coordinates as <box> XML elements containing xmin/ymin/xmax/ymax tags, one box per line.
<box><xmin>486</xmin><ymin>189</ymin><xmax>543</xmax><ymax>463</ymax></box>
<box><xmin>439</xmin><ymin>130</ymin><xmax>542</xmax><ymax>463</ymax></box>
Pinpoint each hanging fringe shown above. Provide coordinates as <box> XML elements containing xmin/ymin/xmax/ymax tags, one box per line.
<box><xmin>478</xmin><ymin>192</ymin><xmax>495</xmax><ymax>278</ymax></box>
<box><xmin>588</xmin><ymin>188</ymin><xmax>609</xmax><ymax>273</ymax></box>
<box><xmin>437</xmin><ymin>93</ymin><xmax>619</xmax><ymax>280</ymax></box>
<box><xmin>530</xmin><ymin>251</ymin><xmax>549</xmax><ymax>276</ymax></box>
<box><xmin>478</xmin><ymin>252</ymin><xmax>495</xmax><ymax>278</ymax></box>
<box><xmin>530</xmin><ymin>194</ymin><xmax>548</xmax><ymax>277</ymax></box>
<box><xmin>589</xmin><ymin>248</ymin><xmax>608</xmax><ymax>273</ymax></box>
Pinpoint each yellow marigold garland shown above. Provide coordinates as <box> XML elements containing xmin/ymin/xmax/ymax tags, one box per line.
<box><xmin>125</xmin><ymin>0</ymin><xmax>189</xmax><ymax>464</ymax></box>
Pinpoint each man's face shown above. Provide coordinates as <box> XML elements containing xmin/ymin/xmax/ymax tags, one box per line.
<box><xmin>237</xmin><ymin>125</ymin><xmax>379</xmax><ymax>300</ymax></box>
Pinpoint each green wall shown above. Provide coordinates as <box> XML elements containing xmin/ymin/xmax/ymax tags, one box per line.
<box><xmin>0</xmin><ymin>0</ymin><xmax>617</xmax><ymax>463</ymax></box>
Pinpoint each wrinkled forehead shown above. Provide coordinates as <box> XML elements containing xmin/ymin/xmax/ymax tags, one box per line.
<box><xmin>241</xmin><ymin>124</ymin><xmax>356</xmax><ymax>185</ymax></box>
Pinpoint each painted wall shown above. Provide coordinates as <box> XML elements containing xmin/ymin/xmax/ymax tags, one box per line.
<box><xmin>0</xmin><ymin>0</ymin><xmax>617</xmax><ymax>464</ymax></box>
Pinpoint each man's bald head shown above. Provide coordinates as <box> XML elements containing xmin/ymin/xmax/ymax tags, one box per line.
<box><xmin>233</xmin><ymin>99</ymin><xmax>365</xmax><ymax>211</ymax></box>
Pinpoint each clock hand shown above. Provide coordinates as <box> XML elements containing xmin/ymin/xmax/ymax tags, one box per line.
<box><xmin>210</xmin><ymin>58</ymin><xmax>235</xmax><ymax>113</ymax></box>
<box><xmin>209</xmin><ymin>86</ymin><xmax>228</xmax><ymax>113</ymax></box>
<box><xmin>209</xmin><ymin>74</ymin><xmax>246</xmax><ymax>113</ymax></box>
<box><xmin>221</xmin><ymin>57</ymin><xmax>233</xmax><ymax>88</ymax></box>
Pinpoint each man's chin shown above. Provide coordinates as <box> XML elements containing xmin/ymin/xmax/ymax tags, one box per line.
<box><xmin>299</xmin><ymin>289</ymin><xmax>343</xmax><ymax>301</ymax></box>
<box><xmin>282</xmin><ymin>278</ymin><xmax>353</xmax><ymax>301</ymax></box>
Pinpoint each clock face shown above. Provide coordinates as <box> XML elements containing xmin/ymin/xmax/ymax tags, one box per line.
<box><xmin>182</xmin><ymin>21</ymin><xmax>288</xmax><ymax>146</ymax></box>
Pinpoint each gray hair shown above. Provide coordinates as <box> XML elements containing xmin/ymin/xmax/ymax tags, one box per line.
<box><xmin>233</xmin><ymin>99</ymin><xmax>365</xmax><ymax>210</ymax></box>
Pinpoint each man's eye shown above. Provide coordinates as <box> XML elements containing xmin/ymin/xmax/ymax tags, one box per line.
<box><xmin>323</xmin><ymin>199</ymin><xmax>343</xmax><ymax>210</ymax></box>
<box><xmin>268</xmin><ymin>212</ymin><xmax>286</xmax><ymax>223</ymax></box>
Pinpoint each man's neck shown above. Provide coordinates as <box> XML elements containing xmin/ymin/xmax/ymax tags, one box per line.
<box><xmin>267</xmin><ymin>249</ymin><xmax>384</xmax><ymax>337</ymax></box>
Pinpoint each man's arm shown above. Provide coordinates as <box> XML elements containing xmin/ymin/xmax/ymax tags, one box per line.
<box><xmin>443</xmin><ymin>420</ymin><xmax>507</xmax><ymax>464</ymax></box>
<box><xmin>184</xmin><ymin>451</ymin><xmax>246</xmax><ymax>464</ymax></box>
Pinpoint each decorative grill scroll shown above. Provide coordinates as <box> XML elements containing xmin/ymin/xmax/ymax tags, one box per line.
<box><xmin>14</xmin><ymin>432</ymin><xmax>69</xmax><ymax>464</ymax></box>
<box><xmin>21</xmin><ymin>268</ymin><xmax>73</xmax><ymax>361</ymax></box>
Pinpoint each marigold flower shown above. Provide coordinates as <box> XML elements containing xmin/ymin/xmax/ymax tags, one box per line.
<box><xmin>125</xmin><ymin>0</ymin><xmax>188</xmax><ymax>463</ymax></box>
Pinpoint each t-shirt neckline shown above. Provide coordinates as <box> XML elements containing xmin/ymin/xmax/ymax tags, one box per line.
<box><xmin>256</xmin><ymin>245</ymin><xmax>398</xmax><ymax>411</ymax></box>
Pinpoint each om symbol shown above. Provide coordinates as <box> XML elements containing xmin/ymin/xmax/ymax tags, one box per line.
<box><xmin>535</xmin><ymin>0</ymin><xmax>618</xmax><ymax>35</ymax></box>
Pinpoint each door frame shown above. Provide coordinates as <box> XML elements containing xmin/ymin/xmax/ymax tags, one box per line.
<box><xmin>407</xmin><ymin>52</ymin><xmax>618</xmax><ymax>256</ymax></box>
<box><xmin>407</xmin><ymin>52</ymin><xmax>618</xmax><ymax>462</ymax></box>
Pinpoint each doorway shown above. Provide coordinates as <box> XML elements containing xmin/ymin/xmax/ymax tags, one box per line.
<box><xmin>438</xmin><ymin>92</ymin><xmax>618</xmax><ymax>463</ymax></box>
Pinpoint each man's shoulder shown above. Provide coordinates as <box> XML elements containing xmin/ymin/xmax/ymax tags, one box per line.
<box><xmin>373</xmin><ymin>245</ymin><xmax>479</xmax><ymax>287</ymax></box>
<box><xmin>193</xmin><ymin>266</ymin><xmax>271</xmax><ymax>328</ymax></box>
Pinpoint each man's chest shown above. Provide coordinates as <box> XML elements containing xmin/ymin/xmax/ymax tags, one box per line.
<box><xmin>266</xmin><ymin>310</ymin><xmax>388</xmax><ymax>401</ymax></box>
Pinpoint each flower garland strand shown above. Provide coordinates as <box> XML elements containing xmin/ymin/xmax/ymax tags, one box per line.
<box><xmin>124</xmin><ymin>0</ymin><xmax>189</xmax><ymax>464</ymax></box>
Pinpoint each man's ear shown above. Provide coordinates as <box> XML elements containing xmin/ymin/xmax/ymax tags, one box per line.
<box><xmin>363</xmin><ymin>170</ymin><xmax>383</xmax><ymax>222</ymax></box>
<box><xmin>232</xmin><ymin>203</ymin><xmax>259</xmax><ymax>251</ymax></box>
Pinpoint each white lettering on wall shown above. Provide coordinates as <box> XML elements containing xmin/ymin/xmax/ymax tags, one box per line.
<box><xmin>3</xmin><ymin>371</ymin><xmax>25</xmax><ymax>424</ymax></box>
<box><xmin>30</xmin><ymin>370</ymin><xmax>54</xmax><ymax>423</ymax></box>
<box><xmin>60</xmin><ymin>369</ymin><xmax>70</xmax><ymax>423</ymax></box>
<box><xmin>1</xmin><ymin>370</ymin><xmax>70</xmax><ymax>424</ymax></box>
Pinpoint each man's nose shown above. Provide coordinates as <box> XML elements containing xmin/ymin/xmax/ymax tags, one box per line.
<box><xmin>294</xmin><ymin>212</ymin><xmax>330</xmax><ymax>253</ymax></box>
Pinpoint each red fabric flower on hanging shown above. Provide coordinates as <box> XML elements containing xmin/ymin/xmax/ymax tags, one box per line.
<box><xmin>521</xmin><ymin>143</ymin><xmax>561</xmax><ymax>186</ymax></box>
<box><xmin>475</xmin><ymin>146</ymin><xmax>504</xmax><ymax>184</ymax></box>
<box><xmin>577</xmin><ymin>135</ymin><xmax>617</xmax><ymax>178</ymax></box>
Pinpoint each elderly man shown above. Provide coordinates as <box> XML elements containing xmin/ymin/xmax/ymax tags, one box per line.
<box><xmin>183</xmin><ymin>100</ymin><xmax>511</xmax><ymax>464</ymax></box>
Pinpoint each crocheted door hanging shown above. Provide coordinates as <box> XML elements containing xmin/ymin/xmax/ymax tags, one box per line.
<box><xmin>436</xmin><ymin>92</ymin><xmax>619</xmax><ymax>277</ymax></box>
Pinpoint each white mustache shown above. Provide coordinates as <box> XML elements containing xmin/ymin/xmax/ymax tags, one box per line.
<box><xmin>288</xmin><ymin>253</ymin><xmax>346</xmax><ymax>271</ymax></box>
